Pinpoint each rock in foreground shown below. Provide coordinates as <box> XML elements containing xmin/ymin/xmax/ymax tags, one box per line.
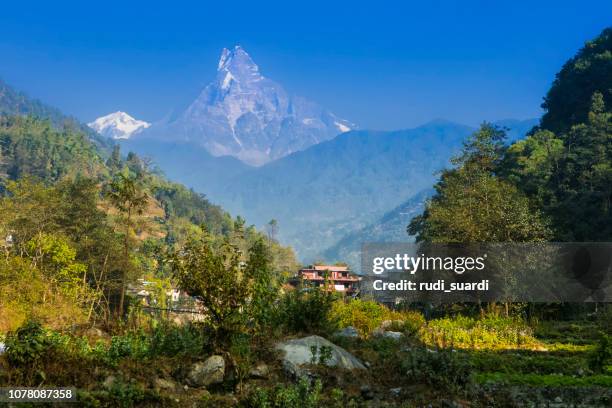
<box><xmin>186</xmin><ymin>355</ymin><xmax>225</xmax><ymax>387</ymax></box>
<box><xmin>275</xmin><ymin>335</ymin><xmax>366</xmax><ymax>378</ymax></box>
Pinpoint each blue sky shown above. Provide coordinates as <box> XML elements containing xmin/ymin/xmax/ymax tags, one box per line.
<box><xmin>0</xmin><ymin>0</ymin><xmax>610</xmax><ymax>129</ymax></box>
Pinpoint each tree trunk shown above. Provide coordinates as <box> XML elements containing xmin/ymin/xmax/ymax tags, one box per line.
<box><xmin>117</xmin><ymin>209</ymin><xmax>131</xmax><ymax>319</ymax></box>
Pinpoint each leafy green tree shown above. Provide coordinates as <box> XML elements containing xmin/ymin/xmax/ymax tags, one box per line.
<box><xmin>0</xmin><ymin>177</ymin><xmax>123</xmax><ymax>324</ymax></box>
<box><xmin>552</xmin><ymin>92</ymin><xmax>612</xmax><ymax>240</ymax></box>
<box><xmin>266</xmin><ymin>219</ymin><xmax>278</xmax><ymax>243</ymax></box>
<box><xmin>106</xmin><ymin>145</ymin><xmax>122</xmax><ymax>173</ymax></box>
<box><xmin>409</xmin><ymin>124</ymin><xmax>551</xmax><ymax>243</ymax></box>
<box><xmin>26</xmin><ymin>233</ymin><xmax>93</xmax><ymax>305</ymax></box>
<box><xmin>502</xmin><ymin>129</ymin><xmax>564</xmax><ymax>205</ymax></box>
<box><xmin>244</xmin><ymin>238</ymin><xmax>279</xmax><ymax>331</ymax></box>
<box><xmin>107</xmin><ymin>173</ymin><xmax>149</xmax><ymax>317</ymax></box>
<box><xmin>170</xmin><ymin>232</ymin><xmax>251</xmax><ymax>343</ymax></box>
<box><xmin>57</xmin><ymin>178</ymin><xmax>125</xmax><ymax>322</ymax></box>
<box><xmin>0</xmin><ymin>178</ymin><xmax>63</xmax><ymax>254</ymax></box>
<box><xmin>505</xmin><ymin>92</ymin><xmax>611</xmax><ymax>241</ymax></box>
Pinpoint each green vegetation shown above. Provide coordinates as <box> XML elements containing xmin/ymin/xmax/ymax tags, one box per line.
<box><xmin>411</xmin><ymin>32</ymin><xmax>612</xmax><ymax>244</ymax></box>
<box><xmin>540</xmin><ymin>27</ymin><xmax>612</xmax><ymax>133</ymax></box>
<box><xmin>408</xmin><ymin>123</ymin><xmax>552</xmax><ymax>243</ymax></box>
<box><xmin>474</xmin><ymin>372</ymin><xmax>612</xmax><ymax>387</ymax></box>
<box><xmin>0</xmin><ymin>112</ymin><xmax>297</xmax><ymax>332</ymax></box>
<box><xmin>330</xmin><ymin>298</ymin><xmax>424</xmax><ymax>337</ymax></box>
<box><xmin>244</xmin><ymin>379</ymin><xmax>323</xmax><ymax>408</ymax></box>
<box><xmin>420</xmin><ymin>315</ymin><xmax>540</xmax><ymax>350</ymax></box>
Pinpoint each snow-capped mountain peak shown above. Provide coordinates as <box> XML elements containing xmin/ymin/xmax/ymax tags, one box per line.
<box><xmin>137</xmin><ymin>46</ymin><xmax>355</xmax><ymax>165</ymax></box>
<box><xmin>88</xmin><ymin>111</ymin><xmax>150</xmax><ymax>140</ymax></box>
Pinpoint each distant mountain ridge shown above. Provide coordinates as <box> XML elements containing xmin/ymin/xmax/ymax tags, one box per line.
<box><xmin>135</xmin><ymin>46</ymin><xmax>354</xmax><ymax>165</ymax></box>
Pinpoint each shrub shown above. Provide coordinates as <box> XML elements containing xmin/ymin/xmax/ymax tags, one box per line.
<box><xmin>421</xmin><ymin>315</ymin><xmax>539</xmax><ymax>350</ymax></box>
<box><xmin>589</xmin><ymin>332</ymin><xmax>612</xmax><ymax>373</ymax></box>
<box><xmin>596</xmin><ymin>305</ymin><xmax>612</xmax><ymax>334</ymax></box>
<box><xmin>91</xmin><ymin>378</ymin><xmax>147</xmax><ymax>408</ymax></box>
<box><xmin>4</xmin><ymin>320</ymin><xmax>52</xmax><ymax>367</ymax></box>
<box><xmin>401</xmin><ymin>311</ymin><xmax>427</xmax><ymax>336</ymax></box>
<box><xmin>243</xmin><ymin>379</ymin><xmax>323</xmax><ymax>408</ymax></box>
<box><xmin>330</xmin><ymin>299</ymin><xmax>388</xmax><ymax>337</ymax></box>
<box><xmin>171</xmin><ymin>235</ymin><xmax>280</xmax><ymax>344</ymax></box>
<box><xmin>277</xmin><ymin>287</ymin><xmax>337</xmax><ymax>335</ymax></box>
<box><xmin>330</xmin><ymin>299</ymin><xmax>425</xmax><ymax>337</ymax></box>
<box><xmin>98</xmin><ymin>323</ymin><xmax>210</xmax><ymax>365</ymax></box>
<box><xmin>149</xmin><ymin>322</ymin><xmax>209</xmax><ymax>357</ymax></box>
<box><xmin>109</xmin><ymin>333</ymin><xmax>149</xmax><ymax>361</ymax></box>
<box><xmin>402</xmin><ymin>349</ymin><xmax>473</xmax><ymax>393</ymax></box>
<box><xmin>230</xmin><ymin>332</ymin><xmax>255</xmax><ymax>388</ymax></box>
<box><xmin>0</xmin><ymin>256</ymin><xmax>87</xmax><ymax>332</ymax></box>
<box><xmin>329</xmin><ymin>387</ymin><xmax>344</xmax><ymax>408</ymax></box>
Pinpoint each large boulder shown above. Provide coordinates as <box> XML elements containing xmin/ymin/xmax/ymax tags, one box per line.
<box><xmin>275</xmin><ymin>335</ymin><xmax>366</xmax><ymax>378</ymax></box>
<box><xmin>186</xmin><ymin>355</ymin><xmax>225</xmax><ymax>388</ymax></box>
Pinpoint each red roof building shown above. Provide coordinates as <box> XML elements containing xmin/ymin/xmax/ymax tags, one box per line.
<box><xmin>293</xmin><ymin>264</ymin><xmax>361</xmax><ymax>295</ymax></box>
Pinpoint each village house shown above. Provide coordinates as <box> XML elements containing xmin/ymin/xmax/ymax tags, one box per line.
<box><xmin>291</xmin><ymin>264</ymin><xmax>361</xmax><ymax>295</ymax></box>
<box><xmin>127</xmin><ymin>279</ymin><xmax>183</xmax><ymax>307</ymax></box>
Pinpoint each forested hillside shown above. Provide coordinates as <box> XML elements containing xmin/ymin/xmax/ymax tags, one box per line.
<box><xmin>410</xmin><ymin>28</ymin><xmax>612</xmax><ymax>244</ymax></box>
<box><xmin>324</xmin><ymin>189</ymin><xmax>432</xmax><ymax>270</ymax></box>
<box><xmin>1</xmin><ymin>78</ymin><xmax>112</xmax><ymax>151</ymax></box>
<box><xmin>540</xmin><ymin>27</ymin><xmax>612</xmax><ymax>133</ymax></box>
<box><xmin>0</xmin><ymin>110</ymin><xmax>298</xmax><ymax>332</ymax></box>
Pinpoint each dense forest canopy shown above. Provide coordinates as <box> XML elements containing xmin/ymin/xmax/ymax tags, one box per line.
<box><xmin>540</xmin><ymin>28</ymin><xmax>612</xmax><ymax>133</ymax></box>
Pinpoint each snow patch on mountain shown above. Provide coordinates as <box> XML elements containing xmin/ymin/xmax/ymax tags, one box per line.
<box><xmin>89</xmin><ymin>111</ymin><xmax>150</xmax><ymax>140</ymax></box>
<box><xmin>335</xmin><ymin>121</ymin><xmax>351</xmax><ymax>133</ymax></box>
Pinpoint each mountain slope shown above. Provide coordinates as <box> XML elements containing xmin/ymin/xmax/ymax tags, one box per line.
<box><xmin>89</xmin><ymin>111</ymin><xmax>150</xmax><ymax>139</ymax></box>
<box><xmin>199</xmin><ymin>120</ymin><xmax>474</xmax><ymax>261</ymax></box>
<box><xmin>120</xmin><ymin>138</ymin><xmax>250</xmax><ymax>190</ymax></box>
<box><xmin>323</xmin><ymin>189</ymin><xmax>432</xmax><ymax>271</ymax></box>
<box><xmin>136</xmin><ymin>46</ymin><xmax>353</xmax><ymax>165</ymax></box>
<box><xmin>0</xmin><ymin>78</ymin><xmax>112</xmax><ymax>152</ymax></box>
<box><xmin>0</xmin><ymin>115</ymin><xmax>108</xmax><ymax>182</ymax></box>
